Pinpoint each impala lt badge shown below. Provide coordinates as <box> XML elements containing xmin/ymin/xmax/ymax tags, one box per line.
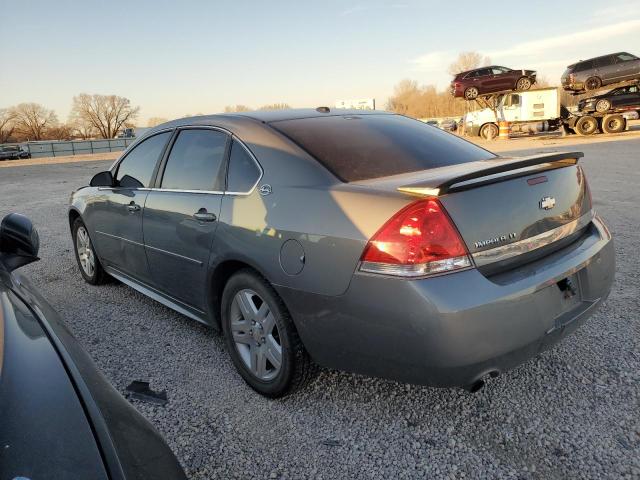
<box><xmin>474</xmin><ymin>232</ymin><xmax>517</xmax><ymax>249</ymax></box>
<box><xmin>539</xmin><ymin>196</ymin><xmax>556</xmax><ymax>210</ymax></box>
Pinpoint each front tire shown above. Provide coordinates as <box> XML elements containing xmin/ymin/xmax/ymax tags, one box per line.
<box><xmin>72</xmin><ymin>217</ymin><xmax>107</xmax><ymax>285</ymax></box>
<box><xmin>595</xmin><ymin>99</ymin><xmax>611</xmax><ymax>113</ymax></box>
<box><xmin>480</xmin><ymin>123</ymin><xmax>499</xmax><ymax>140</ymax></box>
<box><xmin>221</xmin><ymin>269</ymin><xmax>317</xmax><ymax>397</ymax></box>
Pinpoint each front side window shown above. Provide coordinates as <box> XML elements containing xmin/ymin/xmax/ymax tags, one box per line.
<box><xmin>116</xmin><ymin>131</ymin><xmax>171</xmax><ymax>188</ymax></box>
<box><xmin>161</xmin><ymin>129</ymin><xmax>228</xmax><ymax>191</ymax></box>
<box><xmin>226</xmin><ymin>140</ymin><xmax>261</xmax><ymax>193</ymax></box>
<box><xmin>492</xmin><ymin>66</ymin><xmax>510</xmax><ymax>74</ymax></box>
<box><xmin>617</xmin><ymin>53</ymin><xmax>637</xmax><ymax>62</ymax></box>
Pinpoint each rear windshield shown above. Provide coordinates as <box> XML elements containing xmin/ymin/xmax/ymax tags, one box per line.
<box><xmin>270</xmin><ymin>114</ymin><xmax>495</xmax><ymax>182</ymax></box>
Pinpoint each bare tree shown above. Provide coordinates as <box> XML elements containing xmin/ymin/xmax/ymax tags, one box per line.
<box><xmin>447</xmin><ymin>51</ymin><xmax>491</xmax><ymax>76</ymax></box>
<box><xmin>386</xmin><ymin>79</ymin><xmax>467</xmax><ymax>119</ymax></box>
<box><xmin>147</xmin><ymin>117</ymin><xmax>169</xmax><ymax>127</ymax></box>
<box><xmin>224</xmin><ymin>105</ymin><xmax>252</xmax><ymax>113</ymax></box>
<box><xmin>259</xmin><ymin>103</ymin><xmax>291</xmax><ymax>110</ymax></box>
<box><xmin>11</xmin><ymin>103</ymin><xmax>58</xmax><ymax>141</ymax></box>
<box><xmin>0</xmin><ymin>108</ymin><xmax>17</xmax><ymax>143</ymax></box>
<box><xmin>71</xmin><ymin>94</ymin><xmax>140</xmax><ymax>139</ymax></box>
<box><xmin>47</xmin><ymin>123</ymin><xmax>73</xmax><ymax>140</ymax></box>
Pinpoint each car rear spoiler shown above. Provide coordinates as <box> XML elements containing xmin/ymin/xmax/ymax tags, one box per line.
<box><xmin>397</xmin><ymin>152</ymin><xmax>583</xmax><ymax>197</ymax></box>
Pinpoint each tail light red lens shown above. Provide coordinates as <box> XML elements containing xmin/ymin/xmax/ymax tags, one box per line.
<box><xmin>360</xmin><ymin>199</ymin><xmax>472</xmax><ymax>277</ymax></box>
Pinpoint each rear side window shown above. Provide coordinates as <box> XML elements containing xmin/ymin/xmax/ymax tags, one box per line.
<box><xmin>595</xmin><ymin>56</ymin><xmax>615</xmax><ymax>67</ymax></box>
<box><xmin>575</xmin><ymin>60</ymin><xmax>593</xmax><ymax>72</ymax></box>
<box><xmin>161</xmin><ymin>129</ymin><xmax>228</xmax><ymax>191</ymax></box>
<box><xmin>116</xmin><ymin>131</ymin><xmax>171</xmax><ymax>188</ymax></box>
<box><xmin>270</xmin><ymin>114</ymin><xmax>496</xmax><ymax>182</ymax></box>
<box><xmin>226</xmin><ymin>140</ymin><xmax>261</xmax><ymax>193</ymax></box>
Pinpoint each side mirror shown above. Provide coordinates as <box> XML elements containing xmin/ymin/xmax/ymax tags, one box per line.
<box><xmin>90</xmin><ymin>171</ymin><xmax>114</xmax><ymax>187</ymax></box>
<box><xmin>0</xmin><ymin>213</ymin><xmax>40</xmax><ymax>271</ymax></box>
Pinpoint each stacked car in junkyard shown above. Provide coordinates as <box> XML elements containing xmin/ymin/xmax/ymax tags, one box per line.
<box><xmin>457</xmin><ymin>51</ymin><xmax>640</xmax><ymax>138</ymax></box>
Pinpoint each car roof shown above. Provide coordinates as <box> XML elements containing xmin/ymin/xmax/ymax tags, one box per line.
<box><xmin>571</xmin><ymin>52</ymin><xmax>628</xmax><ymax>66</ymax></box>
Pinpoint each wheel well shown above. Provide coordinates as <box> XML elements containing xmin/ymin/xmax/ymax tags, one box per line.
<box><xmin>207</xmin><ymin>260</ymin><xmax>259</xmax><ymax>331</ymax></box>
<box><xmin>68</xmin><ymin>209</ymin><xmax>80</xmax><ymax>231</ymax></box>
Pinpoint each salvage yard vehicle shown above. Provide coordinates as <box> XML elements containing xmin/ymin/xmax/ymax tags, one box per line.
<box><xmin>0</xmin><ymin>213</ymin><xmax>186</xmax><ymax>480</ymax></box>
<box><xmin>0</xmin><ymin>145</ymin><xmax>31</xmax><ymax>160</ymax></box>
<box><xmin>578</xmin><ymin>84</ymin><xmax>640</xmax><ymax>114</ymax></box>
<box><xmin>561</xmin><ymin>52</ymin><xmax>640</xmax><ymax>93</ymax></box>
<box><xmin>69</xmin><ymin>109</ymin><xmax>614</xmax><ymax>397</ymax></box>
<box><xmin>450</xmin><ymin>66</ymin><xmax>536</xmax><ymax>100</ymax></box>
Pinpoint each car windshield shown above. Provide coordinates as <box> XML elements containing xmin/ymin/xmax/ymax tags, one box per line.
<box><xmin>270</xmin><ymin>114</ymin><xmax>496</xmax><ymax>182</ymax></box>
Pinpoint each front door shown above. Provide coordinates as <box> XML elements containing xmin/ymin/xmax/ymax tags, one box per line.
<box><xmin>143</xmin><ymin>128</ymin><xmax>228</xmax><ymax>310</ymax></box>
<box><xmin>615</xmin><ymin>53</ymin><xmax>640</xmax><ymax>81</ymax></box>
<box><xmin>91</xmin><ymin>131</ymin><xmax>172</xmax><ymax>283</ymax></box>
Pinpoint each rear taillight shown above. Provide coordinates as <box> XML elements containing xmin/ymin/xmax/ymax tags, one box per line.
<box><xmin>569</xmin><ymin>73</ymin><xmax>575</xmax><ymax>83</ymax></box>
<box><xmin>359</xmin><ymin>199</ymin><xmax>472</xmax><ymax>277</ymax></box>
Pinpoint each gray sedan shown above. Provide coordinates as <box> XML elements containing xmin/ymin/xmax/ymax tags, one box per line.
<box><xmin>69</xmin><ymin>109</ymin><xmax>614</xmax><ymax>397</ymax></box>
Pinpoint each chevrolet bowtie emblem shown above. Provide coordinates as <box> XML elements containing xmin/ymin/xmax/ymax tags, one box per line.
<box><xmin>539</xmin><ymin>196</ymin><xmax>556</xmax><ymax>210</ymax></box>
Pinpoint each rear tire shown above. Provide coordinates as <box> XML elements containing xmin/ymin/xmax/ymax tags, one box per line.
<box><xmin>221</xmin><ymin>269</ymin><xmax>317</xmax><ymax>398</ymax></box>
<box><xmin>72</xmin><ymin>217</ymin><xmax>107</xmax><ymax>285</ymax></box>
<box><xmin>601</xmin><ymin>114</ymin><xmax>626</xmax><ymax>134</ymax></box>
<box><xmin>464</xmin><ymin>87</ymin><xmax>479</xmax><ymax>100</ymax></box>
<box><xmin>574</xmin><ymin>116</ymin><xmax>598</xmax><ymax>136</ymax></box>
<box><xmin>515</xmin><ymin>77</ymin><xmax>532</xmax><ymax>90</ymax></box>
<box><xmin>595</xmin><ymin>99</ymin><xmax>611</xmax><ymax>113</ymax></box>
<box><xmin>480</xmin><ymin>123</ymin><xmax>499</xmax><ymax>140</ymax></box>
<box><xmin>585</xmin><ymin>77</ymin><xmax>602</xmax><ymax>91</ymax></box>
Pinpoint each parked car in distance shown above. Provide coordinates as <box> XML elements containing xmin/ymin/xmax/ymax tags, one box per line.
<box><xmin>0</xmin><ymin>145</ymin><xmax>31</xmax><ymax>160</ymax></box>
<box><xmin>425</xmin><ymin>119</ymin><xmax>439</xmax><ymax>127</ymax></box>
<box><xmin>0</xmin><ymin>213</ymin><xmax>186</xmax><ymax>480</ymax></box>
<box><xmin>70</xmin><ymin>109</ymin><xmax>614</xmax><ymax>397</ymax></box>
<box><xmin>439</xmin><ymin>118</ymin><xmax>458</xmax><ymax>132</ymax></box>
<box><xmin>451</xmin><ymin>66</ymin><xmax>537</xmax><ymax>99</ymax></box>
<box><xmin>578</xmin><ymin>84</ymin><xmax>640</xmax><ymax>113</ymax></box>
<box><xmin>561</xmin><ymin>52</ymin><xmax>640</xmax><ymax>92</ymax></box>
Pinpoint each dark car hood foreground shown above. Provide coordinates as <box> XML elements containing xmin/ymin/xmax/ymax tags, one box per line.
<box><xmin>0</xmin><ymin>266</ymin><xmax>186</xmax><ymax>480</ymax></box>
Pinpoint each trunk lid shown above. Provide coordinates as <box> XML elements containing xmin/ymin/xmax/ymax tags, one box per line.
<box><xmin>355</xmin><ymin>152</ymin><xmax>591</xmax><ymax>272</ymax></box>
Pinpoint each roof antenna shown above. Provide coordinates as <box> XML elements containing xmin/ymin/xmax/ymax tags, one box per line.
<box><xmin>316</xmin><ymin>106</ymin><xmax>330</xmax><ymax>113</ymax></box>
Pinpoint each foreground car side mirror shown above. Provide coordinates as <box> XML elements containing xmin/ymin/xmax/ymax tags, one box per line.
<box><xmin>0</xmin><ymin>213</ymin><xmax>40</xmax><ymax>271</ymax></box>
<box><xmin>90</xmin><ymin>171</ymin><xmax>114</xmax><ymax>187</ymax></box>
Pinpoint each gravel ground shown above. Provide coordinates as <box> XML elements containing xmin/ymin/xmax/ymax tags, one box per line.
<box><xmin>1</xmin><ymin>137</ymin><xmax>639</xmax><ymax>479</ymax></box>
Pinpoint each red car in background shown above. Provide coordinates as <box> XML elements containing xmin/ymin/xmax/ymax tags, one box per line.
<box><xmin>450</xmin><ymin>66</ymin><xmax>537</xmax><ymax>99</ymax></box>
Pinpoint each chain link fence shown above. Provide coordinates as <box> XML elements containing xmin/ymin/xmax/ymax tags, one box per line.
<box><xmin>1</xmin><ymin>138</ymin><xmax>136</xmax><ymax>159</ymax></box>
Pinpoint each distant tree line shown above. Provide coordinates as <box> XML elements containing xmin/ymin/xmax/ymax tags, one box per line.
<box><xmin>1</xmin><ymin>94</ymin><xmax>140</xmax><ymax>143</ymax></box>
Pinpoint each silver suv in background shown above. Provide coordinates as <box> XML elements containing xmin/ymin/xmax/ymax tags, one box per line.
<box><xmin>561</xmin><ymin>52</ymin><xmax>640</xmax><ymax>92</ymax></box>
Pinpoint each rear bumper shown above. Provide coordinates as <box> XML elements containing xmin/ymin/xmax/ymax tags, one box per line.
<box><xmin>279</xmin><ymin>216</ymin><xmax>614</xmax><ymax>388</ymax></box>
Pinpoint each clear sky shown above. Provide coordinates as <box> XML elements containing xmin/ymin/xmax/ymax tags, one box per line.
<box><xmin>2</xmin><ymin>0</ymin><xmax>639</xmax><ymax>123</ymax></box>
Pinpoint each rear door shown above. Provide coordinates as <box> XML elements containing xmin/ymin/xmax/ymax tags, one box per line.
<box><xmin>491</xmin><ymin>67</ymin><xmax>514</xmax><ymax>90</ymax></box>
<box><xmin>91</xmin><ymin>131</ymin><xmax>172</xmax><ymax>283</ymax></box>
<box><xmin>595</xmin><ymin>55</ymin><xmax>619</xmax><ymax>83</ymax></box>
<box><xmin>143</xmin><ymin>127</ymin><xmax>228</xmax><ymax>310</ymax></box>
<box><xmin>474</xmin><ymin>68</ymin><xmax>494</xmax><ymax>93</ymax></box>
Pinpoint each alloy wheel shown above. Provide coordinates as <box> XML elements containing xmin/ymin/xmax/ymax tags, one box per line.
<box><xmin>595</xmin><ymin>100</ymin><xmax>611</xmax><ymax>113</ymax></box>
<box><xmin>516</xmin><ymin>78</ymin><xmax>531</xmax><ymax>90</ymax></box>
<box><xmin>76</xmin><ymin>226</ymin><xmax>96</xmax><ymax>278</ymax></box>
<box><xmin>465</xmin><ymin>87</ymin><xmax>478</xmax><ymax>100</ymax></box>
<box><xmin>230</xmin><ymin>289</ymin><xmax>282</xmax><ymax>381</ymax></box>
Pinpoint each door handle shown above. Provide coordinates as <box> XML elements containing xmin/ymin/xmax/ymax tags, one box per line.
<box><xmin>127</xmin><ymin>202</ymin><xmax>141</xmax><ymax>212</ymax></box>
<box><xmin>193</xmin><ymin>209</ymin><xmax>217</xmax><ymax>222</ymax></box>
